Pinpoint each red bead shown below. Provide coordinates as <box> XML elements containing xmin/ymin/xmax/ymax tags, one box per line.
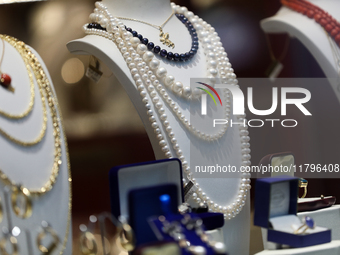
<box><xmin>314</xmin><ymin>14</ymin><xmax>322</xmax><ymax>22</ymax></box>
<box><xmin>331</xmin><ymin>28</ymin><xmax>339</xmax><ymax>37</ymax></box>
<box><xmin>325</xmin><ymin>24</ymin><xmax>333</xmax><ymax>33</ymax></box>
<box><xmin>0</xmin><ymin>73</ymin><xmax>11</xmax><ymax>87</ymax></box>
<box><xmin>307</xmin><ymin>10</ymin><xmax>314</xmax><ymax>18</ymax></box>
<box><xmin>320</xmin><ymin>18</ymin><xmax>327</xmax><ymax>26</ymax></box>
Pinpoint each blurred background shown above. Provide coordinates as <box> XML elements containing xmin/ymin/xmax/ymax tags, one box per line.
<box><xmin>1</xmin><ymin>0</ymin><xmax>340</xmax><ymax>254</ymax></box>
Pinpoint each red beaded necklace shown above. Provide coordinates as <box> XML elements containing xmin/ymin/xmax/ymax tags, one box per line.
<box><xmin>0</xmin><ymin>38</ymin><xmax>12</xmax><ymax>89</ymax></box>
<box><xmin>281</xmin><ymin>0</ymin><xmax>340</xmax><ymax>47</ymax></box>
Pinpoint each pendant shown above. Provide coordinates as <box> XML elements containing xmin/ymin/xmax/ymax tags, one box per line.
<box><xmin>0</xmin><ymin>73</ymin><xmax>14</xmax><ymax>92</ymax></box>
<box><xmin>0</xmin><ymin>73</ymin><xmax>11</xmax><ymax>87</ymax></box>
<box><xmin>159</xmin><ymin>28</ymin><xmax>175</xmax><ymax>49</ymax></box>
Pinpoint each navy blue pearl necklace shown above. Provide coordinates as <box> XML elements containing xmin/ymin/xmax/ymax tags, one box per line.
<box><xmin>87</xmin><ymin>13</ymin><xmax>199</xmax><ymax>62</ymax></box>
<box><xmin>126</xmin><ymin>14</ymin><xmax>198</xmax><ymax>61</ymax></box>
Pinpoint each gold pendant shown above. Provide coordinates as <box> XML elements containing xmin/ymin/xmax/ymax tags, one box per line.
<box><xmin>159</xmin><ymin>29</ymin><xmax>175</xmax><ymax>49</ymax></box>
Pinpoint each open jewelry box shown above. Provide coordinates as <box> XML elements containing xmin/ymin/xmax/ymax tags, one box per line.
<box><xmin>109</xmin><ymin>158</ymin><xmax>225</xmax><ymax>249</ymax></box>
<box><xmin>109</xmin><ymin>158</ymin><xmax>184</xmax><ymax>220</ymax></box>
<box><xmin>254</xmin><ymin>176</ymin><xmax>331</xmax><ymax>247</ymax></box>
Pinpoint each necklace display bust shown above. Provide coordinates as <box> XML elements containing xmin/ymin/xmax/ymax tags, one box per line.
<box><xmin>68</xmin><ymin>1</ymin><xmax>251</xmax><ymax>254</ymax></box>
<box><xmin>261</xmin><ymin>0</ymin><xmax>340</xmax><ymax>102</ymax></box>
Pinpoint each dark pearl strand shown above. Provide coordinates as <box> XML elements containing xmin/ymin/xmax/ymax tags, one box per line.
<box><xmin>86</xmin><ymin>13</ymin><xmax>199</xmax><ymax>61</ymax></box>
<box><xmin>125</xmin><ymin>13</ymin><xmax>199</xmax><ymax>61</ymax></box>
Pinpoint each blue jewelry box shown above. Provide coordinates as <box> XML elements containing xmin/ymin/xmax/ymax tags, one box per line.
<box><xmin>109</xmin><ymin>158</ymin><xmax>184</xmax><ymax>220</ymax></box>
<box><xmin>109</xmin><ymin>158</ymin><xmax>225</xmax><ymax>248</ymax></box>
<box><xmin>254</xmin><ymin>176</ymin><xmax>331</xmax><ymax>248</ymax></box>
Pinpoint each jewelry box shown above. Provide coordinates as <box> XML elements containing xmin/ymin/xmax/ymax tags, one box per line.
<box><xmin>109</xmin><ymin>158</ymin><xmax>184</xmax><ymax>220</ymax></box>
<box><xmin>254</xmin><ymin>176</ymin><xmax>331</xmax><ymax>247</ymax></box>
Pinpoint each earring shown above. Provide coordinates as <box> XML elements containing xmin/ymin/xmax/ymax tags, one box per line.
<box><xmin>36</xmin><ymin>221</ymin><xmax>60</xmax><ymax>254</ymax></box>
<box><xmin>11</xmin><ymin>186</ymin><xmax>32</xmax><ymax>219</ymax></box>
<box><xmin>0</xmin><ymin>235</ymin><xmax>18</xmax><ymax>255</ymax></box>
<box><xmin>118</xmin><ymin>223</ymin><xmax>135</xmax><ymax>252</ymax></box>
<box><xmin>80</xmin><ymin>231</ymin><xmax>97</xmax><ymax>255</ymax></box>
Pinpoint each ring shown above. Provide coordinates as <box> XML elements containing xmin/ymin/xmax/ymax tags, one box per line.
<box><xmin>36</xmin><ymin>225</ymin><xmax>60</xmax><ymax>254</ymax></box>
<box><xmin>299</xmin><ymin>178</ymin><xmax>308</xmax><ymax>198</ymax></box>
<box><xmin>11</xmin><ymin>186</ymin><xmax>32</xmax><ymax>219</ymax></box>
<box><xmin>0</xmin><ymin>235</ymin><xmax>19</xmax><ymax>255</ymax></box>
<box><xmin>79</xmin><ymin>231</ymin><xmax>97</xmax><ymax>255</ymax></box>
<box><xmin>294</xmin><ymin>216</ymin><xmax>315</xmax><ymax>234</ymax></box>
<box><xmin>118</xmin><ymin>223</ymin><xmax>135</xmax><ymax>252</ymax></box>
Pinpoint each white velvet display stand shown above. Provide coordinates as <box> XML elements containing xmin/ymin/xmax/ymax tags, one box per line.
<box><xmin>67</xmin><ymin>0</ymin><xmax>250</xmax><ymax>254</ymax></box>
<box><xmin>0</xmin><ymin>40</ymin><xmax>71</xmax><ymax>254</ymax></box>
<box><xmin>261</xmin><ymin>0</ymin><xmax>340</xmax><ymax>102</ymax></box>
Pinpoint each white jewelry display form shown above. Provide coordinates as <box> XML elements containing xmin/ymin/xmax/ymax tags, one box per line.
<box><xmin>0</xmin><ymin>40</ymin><xmax>72</xmax><ymax>253</ymax></box>
<box><xmin>67</xmin><ymin>0</ymin><xmax>250</xmax><ymax>254</ymax></box>
<box><xmin>261</xmin><ymin>0</ymin><xmax>340</xmax><ymax>102</ymax></box>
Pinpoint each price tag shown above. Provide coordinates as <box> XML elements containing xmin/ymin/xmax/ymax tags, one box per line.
<box><xmin>86</xmin><ymin>65</ymin><xmax>103</xmax><ymax>83</ymax></box>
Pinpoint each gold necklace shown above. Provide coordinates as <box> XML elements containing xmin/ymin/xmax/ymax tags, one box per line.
<box><xmin>0</xmin><ymin>37</ymin><xmax>35</xmax><ymax>119</ymax></box>
<box><xmin>0</xmin><ymin>35</ymin><xmax>72</xmax><ymax>255</ymax></box>
<box><xmin>0</xmin><ymin>35</ymin><xmax>62</xmax><ymax>196</ymax></box>
<box><xmin>115</xmin><ymin>9</ymin><xmax>175</xmax><ymax>48</ymax></box>
<box><xmin>0</xmin><ymin>35</ymin><xmax>47</xmax><ymax>146</ymax></box>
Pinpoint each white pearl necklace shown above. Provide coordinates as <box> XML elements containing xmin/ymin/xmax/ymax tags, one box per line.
<box><xmin>87</xmin><ymin>8</ymin><xmax>231</xmax><ymax>142</ymax></box>
<box><xmin>86</xmin><ymin>2</ymin><xmax>251</xmax><ymax>220</ymax></box>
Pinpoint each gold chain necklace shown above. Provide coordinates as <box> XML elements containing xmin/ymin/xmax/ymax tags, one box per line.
<box><xmin>115</xmin><ymin>9</ymin><xmax>175</xmax><ymax>48</ymax></box>
<box><xmin>0</xmin><ymin>35</ymin><xmax>62</xmax><ymax>196</ymax></box>
<box><xmin>0</xmin><ymin>37</ymin><xmax>35</xmax><ymax>119</ymax></box>
<box><xmin>0</xmin><ymin>36</ymin><xmax>47</xmax><ymax>146</ymax></box>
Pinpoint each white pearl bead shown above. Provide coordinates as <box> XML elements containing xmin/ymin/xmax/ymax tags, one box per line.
<box><xmin>156</xmin><ymin>67</ymin><xmax>167</xmax><ymax>78</ymax></box>
<box><xmin>209</xmin><ymin>68</ymin><xmax>218</xmax><ymax>76</ymax></box>
<box><xmin>186</xmin><ymin>11</ymin><xmax>194</xmax><ymax>18</ymax></box>
<box><xmin>100</xmin><ymin>18</ymin><xmax>108</xmax><ymax>28</ymax></box>
<box><xmin>172</xmin><ymin>81</ymin><xmax>183</xmax><ymax>93</ymax></box>
<box><xmin>137</xmin><ymin>44</ymin><xmax>147</xmax><ymax>54</ymax></box>
<box><xmin>89</xmin><ymin>13</ymin><xmax>96</xmax><ymax>22</ymax></box>
<box><xmin>130</xmin><ymin>68</ymin><xmax>138</xmax><ymax>75</ymax></box>
<box><xmin>182</xmin><ymin>87</ymin><xmax>192</xmax><ymax>98</ymax></box>
<box><xmin>130</xmin><ymin>37</ymin><xmax>140</xmax><ymax>46</ymax></box>
<box><xmin>191</xmin><ymin>88</ymin><xmax>202</xmax><ymax>99</ymax></box>
<box><xmin>143</xmin><ymin>52</ymin><xmax>154</xmax><ymax>62</ymax></box>
<box><xmin>149</xmin><ymin>59</ymin><xmax>160</xmax><ymax>70</ymax></box>
<box><xmin>164</xmin><ymin>75</ymin><xmax>175</xmax><ymax>86</ymax></box>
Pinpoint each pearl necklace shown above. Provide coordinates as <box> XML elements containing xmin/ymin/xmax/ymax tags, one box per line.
<box><xmin>85</xmin><ymin>25</ymin><xmax>229</xmax><ymax>143</ymax></box>
<box><xmin>88</xmin><ymin>8</ymin><xmax>219</xmax><ymax>102</ymax></box>
<box><xmin>86</xmin><ymin>2</ymin><xmax>251</xmax><ymax>220</ymax></box>
<box><xmin>86</xmin><ymin>11</ymin><xmax>231</xmax><ymax>142</ymax></box>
